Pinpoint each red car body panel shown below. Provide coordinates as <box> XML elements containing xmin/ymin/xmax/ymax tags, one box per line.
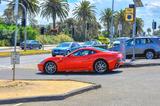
<box><xmin>38</xmin><ymin>47</ymin><xmax>124</xmax><ymax>73</ymax></box>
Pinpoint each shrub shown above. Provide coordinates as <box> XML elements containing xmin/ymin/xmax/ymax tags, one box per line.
<box><xmin>36</xmin><ymin>33</ymin><xmax>73</xmax><ymax>44</ymax></box>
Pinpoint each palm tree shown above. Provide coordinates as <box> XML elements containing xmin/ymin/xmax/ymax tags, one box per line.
<box><xmin>158</xmin><ymin>25</ymin><xmax>160</xmax><ymax>30</ymax></box>
<box><xmin>115</xmin><ymin>9</ymin><xmax>125</xmax><ymax>36</ymax></box>
<box><xmin>73</xmin><ymin>0</ymin><xmax>96</xmax><ymax>41</ymax></box>
<box><xmin>100</xmin><ymin>8</ymin><xmax>112</xmax><ymax>35</ymax></box>
<box><xmin>136</xmin><ymin>18</ymin><xmax>144</xmax><ymax>36</ymax></box>
<box><xmin>147</xmin><ymin>28</ymin><xmax>151</xmax><ymax>36</ymax></box>
<box><xmin>3</xmin><ymin>8</ymin><xmax>15</xmax><ymax>24</ymax></box>
<box><xmin>7</xmin><ymin>0</ymin><xmax>39</xmax><ymax>26</ymax></box>
<box><xmin>41</xmin><ymin>0</ymin><xmax>69</xmax><ymax>29</ymax></box>
<box><xmin>6</xmin><ymin>0</ymin><xmax>39</xmax><ymax>42</ymax></box>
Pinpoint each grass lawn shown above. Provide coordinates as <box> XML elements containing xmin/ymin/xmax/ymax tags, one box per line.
<box><xmin>0</xmin><ymin>50</ymin><xmax>51</xmax><ymax>57</ymax></box>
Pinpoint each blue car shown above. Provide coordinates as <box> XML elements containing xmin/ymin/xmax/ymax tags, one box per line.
<box><xmin>20</xmin><ymin>40</ymin><xmax>42</xmax><ymax>50</ymax></box>
<box><xmin>52</xmin><ymin>42</ymin><xmax>81</xmax><ymax>56</ymax></box>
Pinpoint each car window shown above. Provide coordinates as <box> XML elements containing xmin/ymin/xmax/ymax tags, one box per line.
<box><xmin>136</xmin><ymin>39</ymin><xmax>141</xmax><ymax>45</ymax></box>
<box><xmin>126</xmin><ymin>39</ymin><xmax>133</xmax><ymax>46</ymax></box>
<box><xmin>140</xmin><ymin>38</ymin><xmax>150</xmax><ymax>44</ymax></box>
<box><xmin>73</xmin><ymin>50</ymin><xmax>95</xmax><ymax>56</ymax></box>
<box><xmin>71</xmin><ymin>43</ymin><xmax>75</xmax><ymax>48</ymax></box>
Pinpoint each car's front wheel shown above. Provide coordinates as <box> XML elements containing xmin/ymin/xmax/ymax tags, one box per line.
<box><xmin>45</xmin><ymin>62</ymin><xmax>57</xmax><ymax>74</ymax></box>
<box><xmin>94</xmin><ymin>60</ymin><xmax>108</xmax><ymax>74</ymax></box>
<box><xmin>145</xmin><ymin>50</ymin><xmax>155</xmax><ymax>59</ymax></box>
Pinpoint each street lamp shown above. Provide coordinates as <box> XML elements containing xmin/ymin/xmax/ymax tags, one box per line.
<box><xmin>110</xmin><ymin>0</ymin><xmax>115</xmax><ymax>43</ymax></box>
<box><xmin>131</xmin><ymin>0</ymin><xmax>143</xmax><ymax>61</ymax></box>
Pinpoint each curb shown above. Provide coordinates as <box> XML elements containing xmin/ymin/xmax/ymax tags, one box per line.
<box><xmin>123</xmin><ymin>63</ymin><xmax>160</xmax><ymax>68</ymax></box>
<box><xmin>0</xmin><ymin>81</ymin><xmax>101</xmax><ymax>105</ymax></box>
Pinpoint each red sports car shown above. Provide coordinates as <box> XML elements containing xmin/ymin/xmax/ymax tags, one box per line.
<box><xmin>38</xmin><ymin>47</ymin><xmax>124</xmax><ymax>74</ymax></box>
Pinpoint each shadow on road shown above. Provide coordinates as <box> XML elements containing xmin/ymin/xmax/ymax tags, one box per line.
<box><xmin>36</xmin><ymin>70</ymin><xmax>123</xmax><ymax>76</ymax></box>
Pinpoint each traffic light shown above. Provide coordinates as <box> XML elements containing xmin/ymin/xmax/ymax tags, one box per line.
<box><xmin>125</xmin><ymin>8</ymin><xmax>135</xmax><ymax>22</ymax></box>
<box><xmin>152</xmin><ymin>21</ymin><xmax>157</xmax><ymax>30</ymax></box>
<box><xmin>40</xmin><ymin>27</ymin><xmax>45</xmax><ymax>35</ymax></box>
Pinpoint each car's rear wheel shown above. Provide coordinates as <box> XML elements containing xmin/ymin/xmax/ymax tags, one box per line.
<box><xmin>94</xmin><ymin>60</ymin><xmax>108</xmax><ymax>74</ymax></box>
<box><xmin>45</xmin><ymin>62</ymin><xmax>57</xmax><ymax>74</ymax></box>
<box><xmin>39</xmin><ymin>45</ymin><xmax>42</xmax><ymax>49</ymax></box>
<box><xmin>145</xmin><ymin>50</ymin><xmax>155</xmax><ymax>59</ymax></box>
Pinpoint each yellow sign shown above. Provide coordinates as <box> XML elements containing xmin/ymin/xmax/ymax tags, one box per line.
<box><xmin>125</xmin><ymin>8</ymin><xmax>134</xmax><ymax>22</ymax></box>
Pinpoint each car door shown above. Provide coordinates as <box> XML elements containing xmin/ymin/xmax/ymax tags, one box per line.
<box><xmin>63</xmin><ymin>49</ymin><xmax>95</xmax><ymax>71</ymax></box>
<box><xmin>126</xmin><ymin>39</ymin><xmax>134</xmax><ymax>55</ymax></box>
<box><xmin>135</xmin><ymin>38</ymin><xmax>145</xmax><ymax>55</ymax></box>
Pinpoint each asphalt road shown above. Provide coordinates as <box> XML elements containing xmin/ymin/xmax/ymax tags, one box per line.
<box><xmin>1</xmin><ymin>63</ymin><xmax>160</xmax><ymax>106</ymax></box>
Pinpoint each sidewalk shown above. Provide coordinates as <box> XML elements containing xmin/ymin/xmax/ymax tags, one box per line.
<box><xmin>123</xmin><ymin>59</ymin><xmax>160</xmax><ymax>67</ymax></box>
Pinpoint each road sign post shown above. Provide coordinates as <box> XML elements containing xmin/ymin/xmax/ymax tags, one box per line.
<box><xmin>12</xmin><ymin>0</ymin><xmax>19</xmax><ymax>81</ymax></box>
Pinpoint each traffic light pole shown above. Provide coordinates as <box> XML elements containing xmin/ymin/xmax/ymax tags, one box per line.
<box><xmin>132</xmin><ymin>5</ymin><xmax>136</xmax><ymax>61</ymax></box>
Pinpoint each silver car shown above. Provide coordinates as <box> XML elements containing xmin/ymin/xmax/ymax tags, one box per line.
<box><xmin>111</xmin><ymin>37</ymin><xmax>160</xmax><ymax>59</ymax></box>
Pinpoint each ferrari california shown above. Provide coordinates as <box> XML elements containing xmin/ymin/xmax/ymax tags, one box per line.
<box><xmin>38</xmin><ymin>47</ymin><xmax>124</xmax><ymax>74</ymax></box>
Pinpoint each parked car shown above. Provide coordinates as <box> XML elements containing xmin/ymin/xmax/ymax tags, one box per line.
<box><xmin>20</xmin><ymin>40</ymin><xmax>42</xmax><ymax>50</ymax></box>
<box><xmin>52</xmin><ymin>42</ymin><xmax>81</xmax><ymax>56</ymax></box>
<box><xmin>83</xmin><ymin>40</ymin><xmax>107</xmax><ymax>49</ymax></box>
<box><xmin>38</xmin><ymin>47</ymin><xmax>124</xmax><ymax>74</ymax></box>
<box><xmin>111</xmin><ymin>37</ymin><xmax>160</xmax><ymax>59</ymax></box>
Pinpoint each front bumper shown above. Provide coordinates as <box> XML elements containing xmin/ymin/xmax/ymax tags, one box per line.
<box><xmin>38</xmin><ymin>63</ymin><xmax>44</xmax><ymax>72</ymax></box>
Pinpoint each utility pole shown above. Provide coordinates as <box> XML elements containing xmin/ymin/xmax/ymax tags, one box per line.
<box><xmin>110</xmin><ymin>0</ymin><xmax>115</xmax><ymax>43</ymax></box>
<box><xmin>131</xmin><ymin>0</ymin><xmax>143</xmax><ymax>61</ymax></box>
<box><xmin>12</xmin><ymin>0</ymin><xmax>19</xmax><ymax>81</ymax></box>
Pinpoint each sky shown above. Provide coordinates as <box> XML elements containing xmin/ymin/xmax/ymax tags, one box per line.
<box><xmin>0</xmin><ymin>0</ymin><xmax>160</xmax><ymax>32</ymax></box>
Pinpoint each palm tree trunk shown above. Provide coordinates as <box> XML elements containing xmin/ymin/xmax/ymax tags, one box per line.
<box><xmin>52</xmin><ymin>14</ymin><xmax>56</xmax><ymax>29</ymax></box>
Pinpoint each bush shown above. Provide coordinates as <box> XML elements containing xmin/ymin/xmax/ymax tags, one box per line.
<box><xmin>0</xmin><ymin>40</ymin><xmax>10</xmax><ymax>46</ymax></box>
<box><xmin>36</xmin><ymin>33</ymin><xmax>73</xmax><ymax>44</ymax></box>
<box><xmin>0</xmin><ymin>23</ymin><xmax>39</xmax><ymax>46</ymax></box>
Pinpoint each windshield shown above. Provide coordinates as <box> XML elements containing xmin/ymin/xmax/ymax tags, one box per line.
<box><xmin>57</xmin><ymin>42</ymin><xmax>71</xmax><ymax>47</ymax></box>
<box><xmin>84</xmin><ymin>41</ymin><xmax>94</xmax><ymax>45</ymax></box>
<box><xmin>95</xmin><ymin>47</ymin><xmax>109</xmax><ymax>52</ymax></box>
<box><xmin>22</xmin><ymin>40</ymin><xmax>34</xmax><ymax>44</ymax></box>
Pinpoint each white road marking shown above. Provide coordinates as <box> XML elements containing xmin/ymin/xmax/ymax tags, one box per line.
<box><xmin>14</xmin><ymin>103</ymin><xmax>23</xmax><ymax>106</ymax></box>
<box><xmin>0</xmin><ymin>65</ymin><xmax>12</xmax><ymax>69</ymax></box>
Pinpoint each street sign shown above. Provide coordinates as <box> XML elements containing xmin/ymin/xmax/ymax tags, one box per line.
<box><xmin>125</xmin><ymin>8</ymin><xmax>134</xmax><ymax>22</ymax></box>
<box><xmin>11</xmin><ymin>52</ymin><xmax>20</xmax><ymax>64</ymax></box>
<box><xmin>133</xmin><ymin>0</ymin><xmax>143</xmax><ymax>7</ymax></box>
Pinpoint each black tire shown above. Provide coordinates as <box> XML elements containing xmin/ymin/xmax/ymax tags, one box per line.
<box><xmin>39</xmin><ymin>45</ymin><xmax>42</xmax><ymax>49</ymax></box>
<box><xmin>145</xmin><ymin>50</ymin><xmax>155</xmax><ymax>59</ymax></box>
<box><xmin>45</xmin><ymin>62</ymin><xmax>57</xmax><ymax>74</ymax></box>
<box><xmin>94</xmin><ymin>60</ymin><xmax>108</xmax><ymax>74</ymax></box>
<box><xmin>66</xmin><ymin>50</ymin><xmax>70</xmax><ymax>55</ymax></box>
<box><xmin>52</xmin><ymin>53</ymin><xmax>56</xmax><ymax>57</ymax></box>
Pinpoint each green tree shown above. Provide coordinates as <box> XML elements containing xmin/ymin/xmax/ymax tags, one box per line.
<box><xmin>41</xmin><ymin>0</ymin><xmax>69</xmax><ymax>29</ymax></box>
<box><xmin>147</xmin><ymin>28</ymin><xmax>151</xmax><ymax>36</ymax></box>
<box><xmin>100</xmin><ymin>8</ymin><xmax>112</xmax><ymax>35</ymax></box>
<box><xmin>73</xmin><ymin>0</ymin><xmax>96</xmax><ymax>41</ymax></box>
<box><xmin>136</xmin><ymin>18</ymin><xmax>144</xmax><ymax>36</ymax></box>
